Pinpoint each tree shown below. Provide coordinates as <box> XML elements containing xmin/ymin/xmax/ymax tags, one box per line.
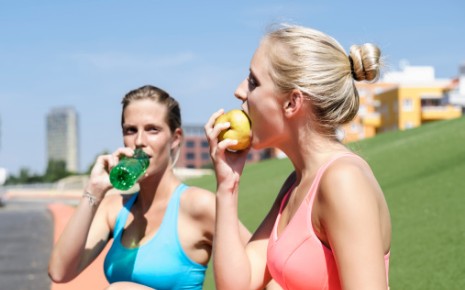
<box><xmin>43</xmin><ymin>159</ymin><xmax>72</xmax><ymax>183</ymax></box>
<box><xmin>5</xmin><ymin>167</ymin><xmax>43</xmax><ymax>185</ymax></box>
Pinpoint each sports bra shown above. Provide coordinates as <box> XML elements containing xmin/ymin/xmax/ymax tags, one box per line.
<box><xmin>104</xmin><ymin>183</ymin><xmax>207</xmax><ymax>289</ymax></box>
<box><xmin>267</xmin><ymin>153</ymin><xmax>390</xmax><ymax>290</ymax></box>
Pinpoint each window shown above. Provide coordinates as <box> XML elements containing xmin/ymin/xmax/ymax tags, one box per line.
<box><xmin>186</xmin><ymin>153</ymin><xmax>195</xmax><ymax>160</ymax></box>
<box><xmin>201</xmin><ymin>140</ymin><xmax>209</xmax><ymax>148</ymax></box>
<box><xmin>402</xmin><ymin>98</ymin><xmax>414</xmax><ymax>112</ymax></box>
<box><xmin>186</xmin><ymin>140</ymin><xmax>195</xmax><ymax>148</ymax></box>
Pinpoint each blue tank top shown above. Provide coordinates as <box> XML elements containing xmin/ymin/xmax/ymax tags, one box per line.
<box><xmin>104</xmin><ymin>183</ymin><xmax>207</xmax><ymax>289</ymax></box>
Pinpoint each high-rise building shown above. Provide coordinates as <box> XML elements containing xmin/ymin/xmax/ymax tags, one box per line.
<box><xmin>46</xmin><ymin>107</ymin><xmax>80</xmax><ymax>172</ymax></box>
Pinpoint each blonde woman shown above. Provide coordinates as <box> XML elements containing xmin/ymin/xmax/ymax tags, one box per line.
<box><xmin>206</xmin><ymin>24</ymin><xmax>391</xmax><ymax>290</ymax></box>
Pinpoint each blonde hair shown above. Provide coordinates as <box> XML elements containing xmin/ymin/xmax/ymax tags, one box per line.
<box><xmin>263</xmin><ymin>24</ymin><xmax>381</xmax><ymax>135</ymax></box>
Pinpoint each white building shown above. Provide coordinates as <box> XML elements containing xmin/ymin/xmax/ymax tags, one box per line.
<box><xmin>0</xmin><ymin>168</ymin><xmax>7</xmax><ymax>185</ymax></box>
<box><xmin>449</xmin><ymin>63</ymin><xmax>465</xmax><ymax>110</ymax></box>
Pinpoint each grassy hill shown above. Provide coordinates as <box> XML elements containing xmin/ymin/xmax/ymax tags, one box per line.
<box><xmin>186</xmin><ymin>116</ymin><xmax>465</xmax><ymax>290</ymax></box>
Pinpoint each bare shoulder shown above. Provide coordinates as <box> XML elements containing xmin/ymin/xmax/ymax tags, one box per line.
<box><xmin>315</xmin><ymin>154</ymin><xmax>392</xmax><ymax>262</ymax></box>
<box><xmin>318</xmin><ymin>155</ymin><xmax>383</xmax><ymax>211</ymax></box>
<box><xmin>180</xmin><ymin>186</ymin><xmax>216</xmax><ymax>219</ymax></box>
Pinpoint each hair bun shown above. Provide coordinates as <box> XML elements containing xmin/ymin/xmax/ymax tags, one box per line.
<box><xmin>349</xmin><ymin>44</ymin><xmax>381</xmax><ymax>82</ymax></box>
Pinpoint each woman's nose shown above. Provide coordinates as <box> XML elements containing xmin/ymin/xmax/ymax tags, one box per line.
<box><xmin>234</xmin><ymin>79</ymin><xmax>248</xmax><ymax>102</ymax></box>
<box><xmin>135</xmin><ymin>132</ymin><xmax>145</xmax><ymax>146</ymax></box>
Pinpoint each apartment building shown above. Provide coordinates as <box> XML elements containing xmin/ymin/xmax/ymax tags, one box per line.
<box><xmin>341</xmin><ymin>65</ymin><xmax>462</xmax><ymax>143</ymax></box>
<box><xmin>341</xmin><ymin>82</ymin><xmax>399</xmax><ymax>143</ymax></box>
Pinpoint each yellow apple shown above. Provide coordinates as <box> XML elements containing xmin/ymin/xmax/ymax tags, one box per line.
<box><xmin>214</xmin><ymin>109</ymin><xmax>252</xmax><ymax>151</ymax></box>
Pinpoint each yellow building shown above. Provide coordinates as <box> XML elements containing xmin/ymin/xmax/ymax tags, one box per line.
<box><xmin>341</xmin><ymin>82</ymin><xmax>398</xmax><ymax>143</ymax></box>
<box><xmin>341</xmin><ymin>65</ymin><xmax>462</xmax><ymax>143</ymax></box>
<box><xmin>396</xmin><ymin>84</ymin><xmax>461</xmax><ymax>130</ymax></box>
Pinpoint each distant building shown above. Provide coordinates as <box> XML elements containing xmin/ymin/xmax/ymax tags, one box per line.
<box><xmin>382</xmin><ymin>65</ymin><xmax>461</xmax><ymax>129</ymax></box>
<box><xmin>0</xmin><ymin>167</ymin><xmax>6</xmax><ymax>185</ymax></box>
<box><xmin>341</xmin><ymin>82</ymin><xmax>399</xmax><ymax>143</ymax></box>
<box><xmin>448</xmin><ymin>63</ymin><xmax>465</xmax><ymax>112</ymax></box>
<box><xmin>341</xmin><ymin>65</ymin><xmax>462</xmax><ymax>143</ymax></box>
<box><xmin>176</xmin><ymin>124</ymin><xmax>275</xmax><ymax>169</ymax></box>
<box><xmin>46</xmin><ymin>107</ymin><xmax>80</xmax><ymax>172</ymax></box>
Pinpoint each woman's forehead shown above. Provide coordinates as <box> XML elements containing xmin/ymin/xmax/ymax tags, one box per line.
<box><xmin>123</xmin><ymin>99</ymin><xmax>168</xmax><ymax>121</ymax></box>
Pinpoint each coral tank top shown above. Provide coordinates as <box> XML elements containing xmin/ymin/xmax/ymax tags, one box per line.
<box><xmin>267</xmin><ymin>153</ymin><xmax>390</xmax><ymax>290</ymax></box>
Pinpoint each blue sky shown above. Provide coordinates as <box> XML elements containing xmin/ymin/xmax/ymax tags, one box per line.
<box><xmin>1</xmin><ymin>0</ymin><xmax>464</xmax><ymax>176</ymax></box>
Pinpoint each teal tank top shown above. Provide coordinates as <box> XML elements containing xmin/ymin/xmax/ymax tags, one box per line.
<box><xmin>104</xmin><ymin>184</ymin><xmax>207</xmax><ymax>289</ymax></box>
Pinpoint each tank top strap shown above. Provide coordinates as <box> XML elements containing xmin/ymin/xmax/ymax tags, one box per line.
<box><xmin>278</xmin><ymin>183</ymin><xmax>296</xmax><ymax>214</ymax></box>
<box><xmin>160</xmin><ymin>183</ymin><xmax>188</xmax><ymax>237</ymax></box>
<box><xmin>305</xmin><ymin>152</ymin><xmax>363</xmax><ymax>204</ymax></box>
<box><xmin>113</xmin><ymin>192</ymin><xmax>139</xmax><ymax>238</ymax></box>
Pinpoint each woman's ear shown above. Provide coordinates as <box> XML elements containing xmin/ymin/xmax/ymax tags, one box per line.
<box><xmin>171</xmin><ymin>128</ymin><xmax>183</xmax><ymax>151</ymax></box>
<box><xmin>170</xmin><ymin>128</ymin><xmax>183</xmax><ymax>167</ymax></box>
<box><xmin>283</xmin><ymin>89</ymin><xmax>304</xmax><ymax>117</ymax></box>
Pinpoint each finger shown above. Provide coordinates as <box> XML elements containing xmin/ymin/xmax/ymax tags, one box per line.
<box><xmin>112</xmin><ymin>147</ymin><xmax>134</xmax><ymax>159</ymax></box>
<box><xmin>107</xmin><ymin>154</ymin><xmax>119</xmax><ymax>170</ymax></box>
<box><xmin>213</xmin><ymin>121</ymin><xmax>230</xmax><ymax>135</ymax></box>
<box><xmin>204</xmin><ymin>109</ymin><xmax>225</xmax><ymax>135</ymax></box>
<box><xmin>90</xmin><ymin>154</ymin><xmax>112</xmax><ymax>175</ymax></box>
<box><xmin>109</xmin><ymin>147</ymin><xmax>131</xmax><ymax>168</ymax></box>
<box><xmin>217</xmin><ymin>138</ymin><xmax>238</xmax><ymax>152</ymax></box>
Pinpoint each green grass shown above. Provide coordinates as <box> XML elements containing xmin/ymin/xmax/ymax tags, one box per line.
<box><xmin>186</xmin><ymin>116</ymin><xmax>465</xmax><ymax>290</ymax></box>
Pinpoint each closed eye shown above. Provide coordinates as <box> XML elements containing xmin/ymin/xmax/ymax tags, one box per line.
<box><xmin>247</xmin><ymin>72</ymin><xmax>259</xmax><ymax>91</ymax></box>
<box><xmin>122</xmin><ymin>126</ymin><xmax>137</xmax><ymax>135</ymax></box>
<box><xmin>145</xmin><ymin>125</ymin><xmax>161</xmax><ymax>134</ymax></box>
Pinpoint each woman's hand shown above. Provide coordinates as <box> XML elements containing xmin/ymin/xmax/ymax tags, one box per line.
<box><xmin>204</xmin><ymin>109</ymin><xmax>250</xmax><ymax>192</ymax></box>
<box><xmin>86</xmin><ymin>147</ymin><xmax>135</xmax><ymax>199</ymax></box>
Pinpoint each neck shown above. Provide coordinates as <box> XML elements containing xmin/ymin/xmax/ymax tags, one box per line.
<box><xmin>278</xmin><ymin>125</ymin><xmax>348</xmax><ymax>184</ymax></box>
<box><xmin>136</xmin><ymin>168</ymin><xmax>181</xmax><ymax>213</ymax></box>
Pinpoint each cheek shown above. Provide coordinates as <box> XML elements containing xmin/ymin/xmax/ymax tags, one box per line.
<box><xmin>122</xmin><ymin>137</ymin><xmax>132</xmax><ymax>147</ymax></box>
<box><xmin>150</xmin><ymin>136</ymin><xmax>173</xmax><ymax>154</ymax></box>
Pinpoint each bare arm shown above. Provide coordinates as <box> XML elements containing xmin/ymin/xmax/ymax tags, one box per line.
<box><xmin>206</xmin><ymin>110</ymin><xmax>294</xmax><ymax>290</ymax></box>
<box><xmin>205</xmin><ymin>110</ymin><xmax>258</xmax><ymax>289</ymax></box>
<box><xmin>48</xmin><ymin>193</ymin><xmax>111</xmax><ymax>282</ymax></box>
<box><xmin>318</xmin><ymin>159</ymin><xmax>390</xmax><ymax>290</ymax></box>
<box><xmin>48</xmin><ymin>148</ymin><xmax>132</xmax><ymax>282</ymax></box>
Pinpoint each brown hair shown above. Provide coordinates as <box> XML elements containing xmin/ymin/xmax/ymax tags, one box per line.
<box><xmin>121</xmin><ymin>85</ymin><xmax>182</xmax><ymax>132</ymax></box>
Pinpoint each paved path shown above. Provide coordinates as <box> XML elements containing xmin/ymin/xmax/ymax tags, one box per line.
<box><xmin>0</xmin><ymin>203</ymin><xmax>53</xmax><ymax>290</ymax></box>
<box><xmin>0</xmin><ymin>199</ymin><xmax>109</xmax><ymax>290</ymax></box>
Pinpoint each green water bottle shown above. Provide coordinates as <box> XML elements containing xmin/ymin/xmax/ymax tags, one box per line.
<box><xmin>109</xmin><ymin>148</ymin><xmax>150</xmax><ymax>191</ymax></box>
